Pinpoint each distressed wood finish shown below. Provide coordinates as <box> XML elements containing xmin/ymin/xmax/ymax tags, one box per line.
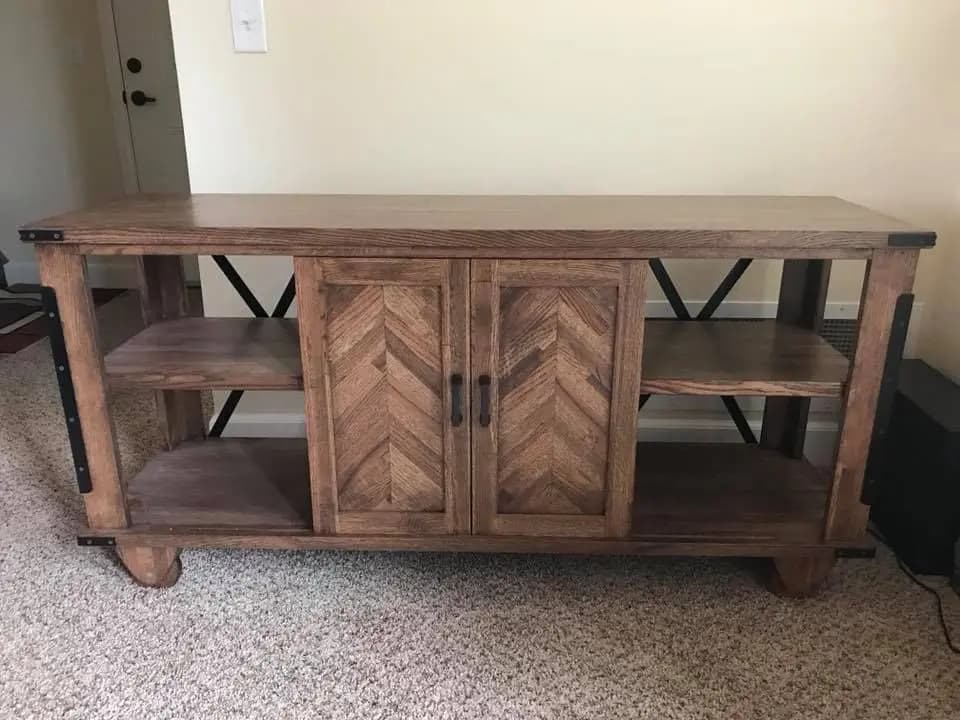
<box><xmin>135</xmin><ymin>256</ymin><xmax>205</xmax><ymax>448</ymax></box>
<box><xmin>472</xmin><ymin>260</ymin><xmax>645</xmax><ymax>538</ymax></box>
<box><xmin>632</xmin><ymin>443</ymin><xmax>829</xmax><ymax>543</ymax></box>
<box><xmin>36</xmin><ymin>245</ymin><xmax>128</xmax><ymax>529</ymax></box>
<box><xmin>294</xmin><ymin>258</ymin><xmax>337</xmax><ymax>534</ymax></box>
<box><xmin>825</xmin><ymin>250</ymin><xmax>919</xmax><ymax>542</ymax></box>
<box><xmin>105</xmin><ymin>318</ymin><xmax>301</xmax><ymax>389</ymax></box>
<box><xmin>116</xmin><ymin>544</ymin><xmax>182</xmax><ymax>588</ymax></box>
<box><xmin>96</xmin><ymin>529</ymin><xmax>864</xmax><ymax>557</ymax></box>
<box><xmin>67</xmin><ymin>242</ymin><xmax>878</xmax><ymax>260</ymax></box>
<box><xmin>126</xmin><ymin>438</ymin><xmax>311</xmax><ymax>528</ymax></box>
<box><xmin>760</xmin><ymin>260</ymin><xmax>832</xmax><ymax>456</ymax></box>
<box><xmin>640</xmin><ymin>319</ymin><xmax>847</xmax><ymax>397</ymax></box>
<box><xmin>27</xmin><ymin>194</ymin><xmax>933</xmax><ymax>594</ymax></box>
<box><xmin>296</xmin><ymin>258</ymin><xmax>469</xmax><ymax>535</ymax></box>
<box><xmin>26</xmin><ymin>194</ymin><xmax>931</xmax><ymax>252</ymax></box>
<box><xmin>771</xmin><ymin>551</ymin><xmax>836</xmax><ymax>597</ymax></box>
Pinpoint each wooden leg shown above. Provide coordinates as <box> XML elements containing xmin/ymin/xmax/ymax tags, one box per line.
<box><xmin>825</xmin><ymin>250</ymin><xmax>919</xmax><ymax>541</ymax></box>
<box><xmin>771</xmin><ymin>551</ymin><xmax>835</xmax><ymax>597</ymax></box>
<box><xmin>136</xmin><ymin>256</ymin><xmax>205</xmax><ymax>449</ymax></box>
<box><xmin>117</xmin><ymin>545</ymin><xmax>182</xmax><ymax>588</ymax></box>
<box><xmin>37</xmin><ymin>245</ymin><xmax>128</xmax><ymax>529</ymax></box>
<box><xmin>761</xmin><ymin>259</ymin><xmax>831</xmax><ymax>457</ymax></box>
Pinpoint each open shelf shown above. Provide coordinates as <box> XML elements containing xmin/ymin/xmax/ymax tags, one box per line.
<box><xmin>631</xmin><ymin>442</ymin><xmax>829</xmax><ymax>543</ymax></box>
<box><xmin>105</xmin><ymin>318</ymin><xmax>302</xmax><ymax>389</ymax></box>
<box><xmin>126</xmin><ymin>438</ymin><xmax>311</xmax><ymax>529</ymax></box>
<box><xmin>639</xmin><ymin>320</ymin><xmax>849</xmax><ymax>397</ymax></box>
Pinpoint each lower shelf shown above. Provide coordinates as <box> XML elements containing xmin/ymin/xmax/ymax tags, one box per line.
<box><xmin>121</xmin><ymin>439</ymin><xmax>831</xmax><ymax>549</ymax></box>
<box><xmin>632</xmin><ymin>442</ymin><xmax>830</xmax><ymax>543</ymax></box>
<box><xmin>126</xmin><ymin>438</ymin><xmax>311</xmax><ymax>529</ymax></box>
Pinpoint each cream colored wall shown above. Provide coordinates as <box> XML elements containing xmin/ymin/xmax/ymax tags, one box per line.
<box><xmin>0</xmin><ymin>0</ymin><xmax>124</xmax><ymax>283</ymax></box>
<box><xmin>923</xmin><ymin>241</ymin><xmax>960</xmax><ymax>382</ymax></box>
<box><xmin>168</xmin><ymin>0</ymin><xmax>960</xmax><ymax>420</ymax></box>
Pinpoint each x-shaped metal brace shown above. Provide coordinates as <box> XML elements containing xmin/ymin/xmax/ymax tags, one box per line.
<box><xmin>207</xmin><ymin>255</ymin><xmax>755</xmax><ymax>441</ymax></box>
<box><xmin>641</xmin><ymin>258</ymin><xmax>758</xmax><ymax>444</ymax></box>
<box><xmin>207</xmin><ymin>256</ymin><xmax>296</xmax><ymax>437</ymax></box>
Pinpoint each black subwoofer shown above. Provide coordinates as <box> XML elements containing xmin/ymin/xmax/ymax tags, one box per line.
<box><xmin>869</xmin><ymin>360</ymin><xmax>960</xmax><ymax>576</ymax></box>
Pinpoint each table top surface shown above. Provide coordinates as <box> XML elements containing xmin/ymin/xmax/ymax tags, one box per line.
<box><xmin>22</xmin><ymin>194</ymin><xmax>934</xmax><ymax>252</ymax></box>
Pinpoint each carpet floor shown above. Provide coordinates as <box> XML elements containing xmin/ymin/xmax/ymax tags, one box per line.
<box><xmin>0</xmin><ymin>295</ymin><xmax>957</xmax><ymax>719</ymax></box>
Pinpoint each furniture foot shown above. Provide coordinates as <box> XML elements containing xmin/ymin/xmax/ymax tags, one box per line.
<box><xmin>117</xmin><ymin>545</ymin><xmax>182</xmax><ymax>588</ymax></box>
<box><xmin>770</xmin><ymin>551</ymin><xmax>835</xmax><ymax>597</ymax></box>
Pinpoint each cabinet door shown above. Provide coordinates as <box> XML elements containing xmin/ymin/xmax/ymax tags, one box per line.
<box><xmin>295</xmin><ymin>259</ymin><xmax>470</xmax><ymax>535</ymax></box>
<box><xmin>472</xmin><ymin>260</ymin><xmax>646</xmax><ymax>537</ymax></box>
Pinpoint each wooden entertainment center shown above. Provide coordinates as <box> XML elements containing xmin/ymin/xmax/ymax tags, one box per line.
<box><xmin>23</xmin><ymin>195</ymin><xmax>934</xmax><ymax>595</ymax></box>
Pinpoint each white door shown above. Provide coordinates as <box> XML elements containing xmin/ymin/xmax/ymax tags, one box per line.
<box><xmin>110</xmin><ymin>0</ymin><xmax>189</xmax><ymax>194</ymax></box>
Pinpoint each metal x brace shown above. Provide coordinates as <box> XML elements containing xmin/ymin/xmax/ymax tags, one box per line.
<box><xmin>640</xmin><ymin>258</ymin><xmax>758</xmax><ymax>444</ymax></box>
<box><xmin>208</xmin><ymin>256</ymin><xmax>296</xmax><ymax>436</ymax></box>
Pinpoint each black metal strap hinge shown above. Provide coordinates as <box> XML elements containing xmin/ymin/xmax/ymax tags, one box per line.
<box><xmin>20</xmin><ymin>229</ymin><xmax>64</xmax><ymax>242</ymax></box>
<box><xmin>42</xmin><ymin>287</ymin><xmax>92</xmax><ymax>494</ymax></box>
<box><xmin>77</xmin><ymin>536</ymin><xmax>116</xmax><ymax>547</ymax></box>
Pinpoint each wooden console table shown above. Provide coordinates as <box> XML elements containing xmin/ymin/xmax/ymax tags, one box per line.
<box><xmin>22</xmin><ymin>195</ymin><xmax>934</xmax><ymax>594</ymax></box>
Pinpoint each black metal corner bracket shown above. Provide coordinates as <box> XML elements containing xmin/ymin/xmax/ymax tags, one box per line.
<box><xmin>20</xmin><ymin>228</ymin><xmax>64</xmax><ymax>242</ymax></box>
<box><xmin>41</xmin><ymin>287</ymin><xmax>92</xmax><ymax>494</ymax></box>
<box><xmin>77</xmin><ymin>536</ymin><xmax>116</xmax><ymax>547</ymax></box>
<box><xmin>861</xmin><ymin>292</ymin><xmax>914</xmax><ymax>504</ymax></box>
<box><xmin>888</xmin><ymin>232</ymin><xmax>936</xmax><ymax>248</ymax></box>
<box><xmin>835</xmin><ymin>546</ymin><xmax>876</xmax><ymax>559</ymax></box>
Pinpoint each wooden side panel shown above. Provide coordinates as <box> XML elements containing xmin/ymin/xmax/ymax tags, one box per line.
<box><xmin>136</xmin><ymin>256</ymin><xmax>205</xmax><ymax>448</ymax></box>
<box><xmin>294</xmin><ymin>258</ymin><xmax>337</xmax><ymax>534</ymax></box>
<box><xmin>472</xmin><ymin>260</ymin><xmax>645</xmax><ymax>538</ymax></box>
<box><xmin>825</xmin><ymin>250</ymin><xmax>918</xmax><ymax>541</ymax></box>
<box><xmin>605</xmin><ymin>261</ymin><xmax>646</xmax><ymax>536</ymax></box>
<box><xmin>36</xmin><ymin>244</ymin><xmax>128</xmax><ymax>529</ymax></box>
<box><xmin>296</xmin><ymin>258</ymin><xmax>469</xmax><ymax>535</ymax></box>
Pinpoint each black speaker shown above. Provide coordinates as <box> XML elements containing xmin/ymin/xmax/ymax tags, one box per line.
<box><xmin>869</xmin><ymin>360</ymin><xmax>960</xmax><ymax>576</ymax></box>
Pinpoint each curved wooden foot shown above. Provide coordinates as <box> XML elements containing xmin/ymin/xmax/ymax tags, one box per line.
<box><xmin>117</xmin><ymin>545</ymin><xmax>182</xmax><ymax>588</ymax></box>
<box><xmin>771</xmin><ymin>551</ymin><xmax>835</xmax><ymax>597</ymax></box>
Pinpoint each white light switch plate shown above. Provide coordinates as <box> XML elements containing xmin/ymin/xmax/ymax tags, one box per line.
<box><xmin>230</xmin><ymin>0</ymin><xmax>267</xmax><ymax>53</ymax></box>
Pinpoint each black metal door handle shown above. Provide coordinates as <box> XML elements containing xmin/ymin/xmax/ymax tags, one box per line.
<box><xmin>450</xmin><ymin>374</ymin><xmax>463</xmax><ymax>426</ymax></box>
<box><xmin>478</xmin><ymin>375</ymin><xmax>491</xmax><ymax>427</ymax></box>
<box><xmin>130</xmin><ymin>90</ymin><xmax>157</xmax><ymax>106</ymax></box>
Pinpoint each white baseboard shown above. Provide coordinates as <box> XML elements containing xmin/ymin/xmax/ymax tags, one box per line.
<box><xmin>216</xmin><ymin>412</ymin><xmax>307</xmax><ymax>438</ymax></box>
<box><xmin>216</xmin><ymin>410</ymin><xmax>840</xmax><ymax>467</ymax></box>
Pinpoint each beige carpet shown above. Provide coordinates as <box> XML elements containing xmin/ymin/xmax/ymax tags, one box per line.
<box><xmin>0</xmin><ymin>294</ymin><xmax>957</xmax><ymax>720</ymax></box>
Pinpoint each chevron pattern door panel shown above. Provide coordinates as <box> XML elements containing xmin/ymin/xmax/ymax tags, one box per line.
<box><xmin>295</xmin><ymin>259</ymin><xmax>470</xmax><ymax>536</ymax></box>
<box><xmin>472</xmin><ymin>261</ymin><xmax>646</xmax><ymax>538</ymax></box>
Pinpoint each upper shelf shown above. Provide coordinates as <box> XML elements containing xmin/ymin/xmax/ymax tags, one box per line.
<box><xmin>105</xmin><ymin>317</ymin><xmax>301</xmax><ymax>390</ymax></box>
<box><xmin>20</xmin><ymin>194</ymin><xmax>934</xmax><ymax>256</ymax></box>
<box><xmin>640</xmin><ymin>320</ymin><xmax>849</xmax><ymax>397</ymax></box>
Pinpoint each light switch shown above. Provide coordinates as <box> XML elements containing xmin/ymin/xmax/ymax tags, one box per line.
<box><xmin>230</xmin><ymin>0</ymin><xmax>267</xmax><ymax>53</ymax></box>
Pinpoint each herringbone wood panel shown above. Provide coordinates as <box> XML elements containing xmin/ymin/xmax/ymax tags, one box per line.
<box><xmin>326</xmin><ymin>284</ymin><xmax>444</xmax><ymax>512</ymax></box>
<box><xmin>496</xmin><ymin>286</ymin><xmax>617</xmax><ymax>515</ymax></box>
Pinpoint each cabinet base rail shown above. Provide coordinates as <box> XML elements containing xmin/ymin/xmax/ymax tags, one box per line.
<box><xmin>77</xmin><ymin>529</ymin><xmax>874</xmax><ymax>558</ymax></box>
